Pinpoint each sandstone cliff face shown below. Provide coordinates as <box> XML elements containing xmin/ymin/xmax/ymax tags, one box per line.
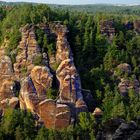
<box><xmin>19</xmin><ymin>66</ymin><xmax>53</xmax><ymax>113</ymax></box>
<box><xmin>14</xmin><ymin>24</ymin><xmax>41</xmax><ymax>80</ymax></box>
<box><xmin>0</xmin><ymin>52</ymin><xmax>18</xmax><ymax>110</ymax></box>
<box><xmin>39</xmin><ymin>99</ymin><xmax>71</xmax><ymax>129</ymax></box>
<box><xmin>54</xmin><ymin>24</ymin><xmax>86</xmax><ymax>104</ymax></box>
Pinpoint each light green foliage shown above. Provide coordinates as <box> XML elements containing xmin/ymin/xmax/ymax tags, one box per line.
<box><xmin>33</xmin><ymin>55</ymin><xmax>43</xmax><ymax>66</ymax></box>
<box><xmin>21</xmin><ymin>65</ymin><xmax>27</xmax><ymax>74</ymax></box>
<box><xmin>47</xmin><ymin>88</ymin><xmax>58</xmax><ymax>99</ymax></box>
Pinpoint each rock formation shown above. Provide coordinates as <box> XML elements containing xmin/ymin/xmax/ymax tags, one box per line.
<box><xmin>116</xmin><ymin>63</ymin><xmax>132</xmax><ymax>75</ymax></box>
<box><xmin>124</xmin><ymin>21</ymin><xmax>134</xmax><ymax>30</ymax></box>
<box><xmin>0</xmin><ymin>23</ymin><xmax>90</xmax><ymax>130</ymax></box>
<box><xmin>19</xmin><ymin>66</ymin><xmax>53</xmax><ymax>112</ymax></box>
<box><xmin>100</xmin><ymin>19</ymin><xmax>115</xmax><ymax>40</ymax></box>
<box><xmin>0</xmin><ymin>47</ymin><xmax>18</xmax><ymax>110</ymax></box>
<box><xmin>14</xmin><ymin>24</ymin><xmax>41</xmax><ymax>80</ymax></box>
<box><xmin>52</xmin><ymin>24</ymin><xmax>88</xmax><ymax>115</ymax></box>
<box><xmin>118</xmin><ymin>78</ymin><xmax>140</xmax><ymax>95</ymax></box>
<box><xmin>39</xmin><ymin>99</ymin><xmax>71</xmax><ymax>129</ymax></box>
<box><xmin>116</xmin><ymin>63</ymin><xmax>140</xmax><ymax>95</ymax></box>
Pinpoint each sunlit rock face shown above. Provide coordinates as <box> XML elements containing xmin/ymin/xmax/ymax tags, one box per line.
<box><xmin>116</xmin><ymin>63</ymin><xmax>132</xmax><ymax>75</ymax></box>
<box><xmin>0</xmin><ymin>55</ymin><xmax>18</xmax><ymax>110</ymax></box>
<box><xmin>14</xmin><ymin>24</ymin><xmax>41</xmax><ymax>80</ymax></box>
<box><xmin>19</xmin><ymin>66</ymin><xmax>53</xmax><ymax>113</ymax></box>
<box><xmin>30</xmin><ymin>66</ymin><xmax>53</xmax><ymax>99</ymax></box>
<box><xmin>39</xmin><ymin>99</ymin><xmax>71</xmax><ymax>129</ymax></box>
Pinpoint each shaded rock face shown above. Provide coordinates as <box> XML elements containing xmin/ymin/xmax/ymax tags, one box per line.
<box><xmin>14</xmin><ymin>24</ymin><xmax>41</xmax><ymax>80</ymax></box>
<box><xmin>0</xmin><ymin>55</ymin><xmax>19</xmax><ymax>110</ymax></box>
<box><xmin>96</xmin><ymin>119</ymin><xmax>140</xmax><ymax>140</ymax></box>
<box><xmin>112</xmin><ymin>121</ymin><xmax>139</xmax><ymax>140</ymax></box>
<box><xmin>124</xmin><ymin>21</ymin><xmax>134</xmax><ymax>30</ymax></box>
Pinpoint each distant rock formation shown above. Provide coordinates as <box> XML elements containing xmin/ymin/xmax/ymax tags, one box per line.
<box><xmin>99</xmin><ymin>19</ymin><xmax>115</xmax><ymax>40</ymax></box>
<box><xmin>116</xmin><ymin>63</ymin><xmax>140</xmax><ymax>95</ymax></box>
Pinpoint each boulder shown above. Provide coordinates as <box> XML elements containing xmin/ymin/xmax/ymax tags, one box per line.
<box><xmin>118</xmin><ymin>78</ymin><xmax>140</xmax><ymax>95</ymax></box>
<box><xmin>116</xmin><ymin>63</ymin><xmax>132</xmax><ymax>75</ymax></box>
<box><xmin>39</xmin><ymin>99</ymin><xmax>56</xmax><ymax>129</ymax></box>
<box><xmin>93</xmin><ymin>108</ymin><xmax>103</xmax><ymax>117</ymax></box>
<box><xmin>112</xmin><ymin>121</ymin><xmax>138</xmax><ymax>140</ymax></box>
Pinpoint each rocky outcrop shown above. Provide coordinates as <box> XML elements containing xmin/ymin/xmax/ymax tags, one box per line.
<box><xmin>100</xmin><ymin>20</ymin><xmax>115</xmax><ymax>40</ymax></box>
<box><xmin>124</xmin><ymin>21</ymin><xmax>134</xmax><ymax>30</ymax></box>
<box><xmin>93</xmin><ymin>108</ymin><xmax>103</xmax><ymax>117</ymax></box>
<box><xmin>56</xmin><ymin>59</ymin><xmax>82</xmax><ymax>103</ymax></box>
<box><xmin>116</xmin><ymin>63</ymin><xmax>132</xmax><ymax>75</ymax></box>
<box><xmin>14</xmin><ymin>24</ymin><xmax>41</xmax><ymax>80</ymax></box>
<box><xmin>112</xmin><ymin>121</ymin><xmax>139</xmax><ymax>140</ymax></box>
<box><xmin>53</xmin><ymin>24</ymin><xmax>86</xmax><ymax>105</ymax></box>
<box><xmin>0</xmin><ymin>54</ymin><xmax>18</xmax><ymax>110</ymax></box>
<box><xmin>39</xmin><ymin>100</ymin><xmax>71</xmax><ymax>129</ymax></box>
<box><xmin>31</xmin><ymin>66</ymin><xmax>53</xmax><ymax>99</ymax></box>
<box><xmin>19</xmin><ymin>66</ymin><xmax>53</xmax><ymax>113</ymax></box>
<box><xmin>118</xmin><ymin>78</ymin><xmax>140</xmax><ymax>95</ymax></box>
<box><xmin>116</xmin><ymin>63</ymin><xmax>140</xmax><ymax>95</ymax></box>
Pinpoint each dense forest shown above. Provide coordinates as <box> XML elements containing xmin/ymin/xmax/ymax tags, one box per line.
<box><xmin>0</xmin><ymin>2</ymin><xmax>140</xmax><ymax>140</ymax></box>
